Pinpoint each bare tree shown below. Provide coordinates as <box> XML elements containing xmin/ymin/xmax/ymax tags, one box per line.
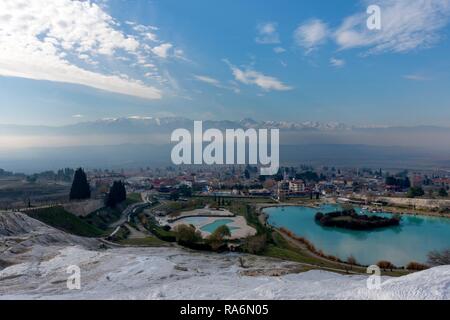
<box><xmin>428</xmin><ymin>249</ymin><xmax>450</xmax><ymax>266</ymax></box>
<box><xmin>377</xmin><ymin>260</ymin><xmax>395</xmax><ymax>272</ymax></box>
<box><xmin>347</xmin><ymin>255</ymin><xmax>357</xmax><ymax>270</ymax></box>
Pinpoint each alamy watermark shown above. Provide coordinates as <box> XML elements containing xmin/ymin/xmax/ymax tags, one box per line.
<box><xmin>67</xmin><ymin>265</ymin><xmax>81</xmax><ymax>290</ymax></box>
<box><xmin>171</xmin><ymin>121</ymin><xmax>279</xmax><ymax>175</ymax></box>
<box><xmin>367</xmin><ymin>5</ymin><xmax>382</xmax><ymax>30</ymax></box>
<box><xmin>366</xmin><ymin>265</ymin><xmax>382</xmax><ymax>290</ymax></box>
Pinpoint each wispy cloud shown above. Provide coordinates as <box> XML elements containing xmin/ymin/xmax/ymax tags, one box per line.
<box><xmin>0</xmin><ymin>0</ymin><xmax>169</xmax><ymax>100</ymax></box>
<box><xmin>255</xmin><ymin>22</ymin><xmax>280</xmax><ymax>44</ymax></box>
<box><xmin>194</xmin><ymin>74</ymin><xmax>240</xmax><ymax>93</ymax></box>
<box><xmin>127</xmin><ymin>115</ymin><xmax>153</xmax><ymax>120</ymax></box>
<box><xmin>294</xmin><ymin>19</ymin><xmax>328</xmax><ymax>53</ymax></box>
<box><xmin>151</xmin><ymin>43</ymin><xmax>173</xmax><ymax>59</ymax></box>
<box><xmin>330</xmin><ymin>57</ymin><xmax>346</xmax><ymax>67</ymax></box>
<box><xmin>403</xmin><ymin>74</ymin><xmax>430</xmax><ymax>81</ymax></box>
<box><xmin>334</xmin><ymin>0</ymin><xmax>450</xmax><ymax>54</ymax></box>
<box><xmin>194</xmin><ymin>75</ymin><xmax>221</xmax><ymax>86</ymax></box>
<box><xmin>224</xmin><ymin>60</ymin><xmax>292</xmax><ymax>92</ymax></box>
<box><xmin>274</xmin><ymin>47</ymin><xmax>286</xmax><ymax>54</ymax></box>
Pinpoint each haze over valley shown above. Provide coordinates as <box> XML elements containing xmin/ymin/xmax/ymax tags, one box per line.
<box><xmin>1</xmin><ymin>117</ymin><xmax>450</xmax><ymax>173</ymax></box>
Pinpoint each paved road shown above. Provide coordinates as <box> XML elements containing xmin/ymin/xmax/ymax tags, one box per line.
<box><xmin>111</xmin><ymin>202</ymin><xmax>152</xmax><ymax>229</ymax></box>
<box><xmin>108</xmin><ymin>195</ymin><xmax>155</xmax><ymax>237</ymax></box>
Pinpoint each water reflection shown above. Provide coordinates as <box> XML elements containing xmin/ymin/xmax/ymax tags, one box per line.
<box><xmin>265</xmin><ymin>204</ymin><xmax>450</xmax><ymax>266</ymax></box>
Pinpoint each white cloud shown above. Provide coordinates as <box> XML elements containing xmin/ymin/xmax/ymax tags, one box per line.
<box><xmin>334</xmin><ymin>0</ymin><xmax>450</xmax><ymax>54</ymax></box>
<box><xmin>194</xmin><ymin>74</ymin><xmax>240</xmax><ymax>93</ymax></box>
<box><xmin>255</xmin><ymin>22</ymin><xmax>280</xmax><ymax>44</ymax></box>
<box><xmin>225</xmin><ymin>61</ymin><xmax>292</xmax><ymax>92</ymax></box>
<box><xmin>294</xmin><ymin>19</ymin><xmax>328</xmax><ymax>53</ymax></box>
<box><xmin>403</xmin><ymin>74</ymin><xmax>430</xmax><ymax>81</ymax></box>
<box><xmin>274</xmin><ymin>47</ymin><xmax>286</xmax><ymax>54</ymax></box>
<box><xmin>127</xmin><ymin>115</ymin><xmax>153</xmax><ymax>120</ymax></box>
<box><xmin>144</xmin><ymin>32</ymin><xmax>158</xmax><ymax>42</ymax></box>
<box><xmin>0</xmin><ymin>0</ymin><xmax>162</xmax><ymax>99</ymax></box>
<box><xmin>194</xmin><ymin>75</ymin><xmax>221</xmax><ymax>86</ymax></box>
<box><xmin>152</xmin><ymin>43</ymin><xmax>173</xmax><ymax>58</ymax></box>
<box><xmin>330</xmin><ymin>57</ymin><xmax>346</xmax><ymax>67</ymax></box>
<box><xmin>72</xmin><ymin>114</ymin><xmax>84</xmax><ymax>118</ymax></box>
<box><xmin>174</xmin><ymin>48</ymin><xmax>190</xmax><ymax>62</ymax></box>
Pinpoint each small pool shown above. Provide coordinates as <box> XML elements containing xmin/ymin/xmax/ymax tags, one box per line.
<box><xmin>178</xmin><ymin>217</ymin><xmax>209</xmax><ymax>225</ymax></box>
<box><xmin>201</xmin><ymin>219</ymin><xmax>239</xmax><ymax>233</ymax></box>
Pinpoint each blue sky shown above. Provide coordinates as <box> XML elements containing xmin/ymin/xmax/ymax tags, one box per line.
<box><xmin>1</xmin><ymin>0</ymin><xmax>450</xmax><ymax>126</ymax></box>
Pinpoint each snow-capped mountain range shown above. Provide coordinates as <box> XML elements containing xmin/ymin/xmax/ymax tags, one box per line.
<box><xmin>2</xmin><ymin>116</ymin><xmax>448</xmax><ymax>136</ymax></box>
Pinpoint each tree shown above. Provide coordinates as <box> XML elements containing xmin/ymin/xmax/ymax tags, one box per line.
<box><xmin>174</xmin><ymin>224</ymin><xmax>202</xmax><ymax>244</ymax></box>
<box><xmin>70</xmin><ymin>168</ymin><xmax>91</xmax><ymax>200</ymax></box>
<box><xmin>210</xmin><ymin>225</ymin><xmax>231</xmax><ymax>240</ymax></box>
<box><xmin>178</xmin><ymin>185</ymin><xmax>192</xmax><ymax>197</ymax></box>
<box><xmin>438</xmin><ymin>188</ymin><xmax>448</xmax><ymax>197</ymax></box>
<box><xmin>244</xmin><ymin>169</ymin><xmax>250</xmax><ymax>179</ymax></box>
<box><xmin>169</xmin><ymin>190</ymin><xmax>180</xmax><ymax>201</ymax></box>
<box><xmin>385</xmin><ymin>176</ymin><xmax>411</xmax><ymax>189</ymax></box>
<box><xmin>347</xmin><ymin>255</ymin><xmax>357</xmax><ymax>270</ymax></box>
<box><xmin>105</xmin><ymin>181</ymin><xmax>126</xmax><ymax>207</ymax></box>
<box><xmin>407</xmin><ymin>187</ymin><xmax>425</xmax><ymax>198</ymax></box>
<box><xmin>377</xmin><ymin>260</ymin><xmax>395</xmax><ymax>271</ymax></box>
<box><xmin>273</xmin><ymin>169</ymin><xmax>284</xmax><ymax>182</ymax></box>
<box><xmin>207</xmin><ymin>225</ymin><xmax>231</xmax><ymax>251</ymax></box>
<box><xmin>406</xmin><ymin>262</ymin><xmax>428</xmax><ymax>271</ymax></box>
<box><xmin>296</xmin><ymin>171</ymin><xmax>319</xmax><ymax>182</ymax></box>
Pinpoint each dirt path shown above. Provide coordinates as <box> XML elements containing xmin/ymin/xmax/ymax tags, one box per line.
<box><xmin>124</xmin><ymin>223</ymin><xmax>148</xmax><ymax>239</ymax></box>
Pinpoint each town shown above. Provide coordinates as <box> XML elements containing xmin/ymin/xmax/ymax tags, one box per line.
<box><xmin>2</xmin><ymin>164</ymin><xmax>450</xmax><ymax>214</ymax></box>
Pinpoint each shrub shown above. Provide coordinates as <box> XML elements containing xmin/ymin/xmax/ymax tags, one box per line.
<box><xmin>207</xmin><ymin>225</ymin><xmax>231</xmax><ymax>251</ymax></box>
<box><xmin>406</xmin><ymin>262</ymin><xmax>429</xmax><ymax>271</ymax></box>
<box><xmin>327</xmin><ymin>255</ymin><xmax>338</xmax><ymax>262</ymax></box>
<box><xmin>209</xmin><ymin>225</ymin><xmax>231</xmax><ymax>241</ymax></box>
<box><xmin>243</xmin><ymin>234</ymin><xmax>267</xmax><ymax>254</ymax></box>
<box><xmin>138</xmin><ymin>214</ymin><xmax>148</xmax><ymax>226</ymax></box>
<box><xmin>438</xmin><ymin>188</ymin><xmax>448</xmax><ymax>197</ymax></box>
<box><xmin>407</xmin><ymin>187</ymin><xmax>425</xmax><ymax>198</ymax></box>
<box><xmin>377</xmin><ymin>260</ymin><xmax>395</xmax><ymax>271</ymax></box>
<box><xmin>174</xmin><ymin>224</ymin><xmax>202</xmax><ymax>244</ymax></box>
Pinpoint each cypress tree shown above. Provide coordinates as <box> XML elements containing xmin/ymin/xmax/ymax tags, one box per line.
<box><xmin>105</xmin><ymin>181</ymin><xmax>127</xmax><ymax>207</ymax></box>
<box><xmin>70</xmin><ymin>168</ymin><xmax>91</xmax><ymax>200</ymax></box>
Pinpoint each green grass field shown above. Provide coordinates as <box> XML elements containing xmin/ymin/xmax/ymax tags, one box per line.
<box><xmin>26</xmin><ymin>206</ymin><xmax>103</xmax><ymax>238</ymax></box>
<box><xmin>81</xmin><ymin>206</ymin><xmax>123</xmax><ymax>231</ymax></box>
<box><xmin>125</xmin><ymin>193</ymin><xmax>142</xmax><ymax>206</ymax></box>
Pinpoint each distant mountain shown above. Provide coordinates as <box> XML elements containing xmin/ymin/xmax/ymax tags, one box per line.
<box><xmin>1</xmin><ymin>117</ymin><xmax>450</xmax><ymax>173</ymax></box>
<box><xmin>2</xmin><ymin>116</ymin><xmax>450</xmax><ymax>135</ymax></box>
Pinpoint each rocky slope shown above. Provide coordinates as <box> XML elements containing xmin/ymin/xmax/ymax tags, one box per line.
<box><xmin>0</xmin><ymin>211</ymin><xmax>100</xmax><ymax>267</ymax></box>
<box><xmin>0</xmin><ymin>211</ymin><xmax>449</xmax><ymax>300</ymax></box>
